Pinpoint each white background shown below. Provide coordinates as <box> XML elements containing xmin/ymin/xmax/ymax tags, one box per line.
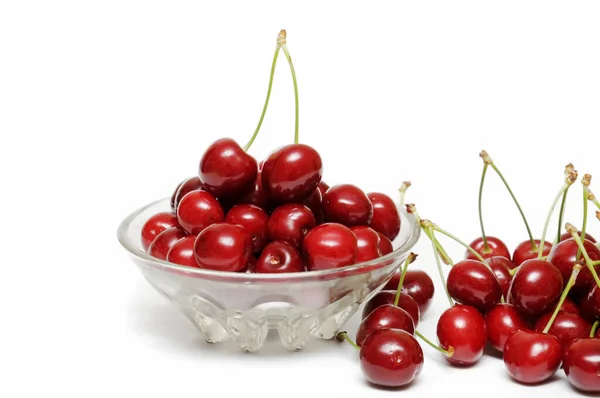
<box><xmin>1</xmin><ymin>1</ymin><xmax>599</xmax><ymax>397</ymax></box>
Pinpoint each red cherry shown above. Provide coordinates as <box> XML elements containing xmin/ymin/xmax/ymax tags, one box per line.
<box><xmin>303</xmin><ymin>223</ymin><xmax>357</xmax><ymax>271</ymax></box>
<box><xmin>237</xmin><ymin>168</ymin><xmax>270</xmax><ymax>211</ymax></box>
<box><xmin>356</xmin><ymin>305</ymin><xmax>415</xmax><ymax>347</ymax></box>
<box><xmin>548</xmin><ymin>238</ymin><xmax>600</xmax><ymax>294</ymax></box>
<box><xmin>377</xmin><ymin>232</ymin><xmax>394</xmax><ymax>255</ymax></box>
<box><xmin>193</xmin><ymin>223</ymin><xmax>252</xmax><ymax>272</ymax></box>
<box><xmin>578</xmin><ymin>290</ymin><xmax>598</xmax><ymax>324</ymax></box>
<box><xmin>503</xmin><ymin>330</ymin><xmax>562</xmax><ymax>384</ymax></box>
<box><xmin>166</xmin><ymin>236</ymin><xmax>199</xmax><ymax>268</ymax></box>
<box><xmin>447</xmin><ymin>259</ymin><xmax>502</xmax><ymax>312</ymax></box>
<box><xmin>302</xmin><ymin>187</ymin><xmax>324</xmax><ymax>224</ymax></box>
<box><xmin>148</xmin><ymin>227</ymin><xmax>187</xmax><ymax>260</ymax></box>
<box><xmin>508</xmin><ymin>259</ymin><xmax>563</xmax><ymax>316</ymax></box>
<box><xmin>170</xmin><ymin>176</ymin><xmax>204</xmax><ymax>212</ymax></box>
<box><xmin>359</xmin><ymin>329</ymin><xmax>424</xmax><ymax>388</ymax></box>
<box><xmin>561</xmin><ymin>231</ymin><xmax>596</xmax><ymax>243</ymax></box>
<box><xmin>141</xmin><ymin>212</ymin><xmax>179</xmax><ymax>251</ymax></box>
<box><xmin>362</xmin><ymin>290</ymin><xmax>420</xmax><ymax>327</ymax></box>
<box><xmin>367</xmin><ymin>192</ymin><xmax>401</xmax><ymax>241</ymax></box>
<box><xmin>587</xmin><ymin>285</ymin><xmax>600</xmax><ymax>318</ymax></box>
<box><xmin>176</xmin><ymin>190</ymin><xmax>224</xmax><ymax>235</ymax></box>
<box><xmin>225</xmin><ymin>204</ymin><xmax>269</xmax><ymax>253</ymax></box>
<box><xmin>512</xmin><ymin>239</ymin><xmax>553</xmax><ymax>267</ymax></box>
<box><xmin>351</xmin><ymin>226</ymin><xmax>382</xmax><ymax>262</ymax></box>
<box><xmin>485</xmin><ymin>303</ymin><xmax>530</xmax><ymax>352</ymax></box>
<box><xmin>254</xmin><ymin>241</ymin><xmax>304</xmax><ymax>273</ymax></box>
<box><xmin>261</xmin><ymin>144</ymin><xmax>323</xmax><ymax>203</ymax></box>
<box><xmin>267</xmin><ymin>204</ymin><xmax>316</xmax><ymax>249</ymax></box>
<box><xmin>436</xmin><ymin>304</ymin><xmax>487</xmax><ymax>366</ymax></box>
<box><xmin>553</xmin><ymin>296</ymin><xmax>580</xmax><ymax>315</ymax></box>
<box><xmin>317</xmin><ymin>181</ymin><xmax>329</xmax><ymax>197</ymax></box>
<box><xmin>465</xmin><ymin>236</ymin><xmax>511</xmax><ymax>261</ymax></box>
<box><xmin>488</xmin><ymin>256</ymin><xmax>514</xmax><ymax>299</ymax></box>
<box><xmin>384</xmin><ymin>270</ymin><xmax>435</xmax><ymax>316</ymax></box>
<box><xmin>534</xmin><ymin>312</ymin><xmax>591</xmax><ymax>347</ymax></box>
<box><xmin>564</xmin><ymin>338</ymin><xmax>600</xmax><ymax>392</ymax></box>
<box><xmin>241</xmin><ymin>255</ymin><xmax>257</xmax><ymax>273</ymax></box>
<box><xmin>322</xmin><ymin>184</ymin><xmax>373</xmax><ymax>227</ymax></box>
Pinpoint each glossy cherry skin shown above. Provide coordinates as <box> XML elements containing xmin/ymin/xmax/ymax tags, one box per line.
<box><xmin>488</xmin><ymin>256</ymin><xmax>514</xmax><ymax>299</ymax></box>
<box><xmin>351</xmin><ymin>226</ymin><xmax>382</xmax><ymax>262</ymax></box>
<box><xmin>261</xmin><ymin>144</ymin><xmax>322</xmax><ymax>203</ymax></box>
<box><xmin>254</xmin><ymin>241</ymin><xmax>304</xmax><ymax>273</ymax></box>
<box><xmin>508</xmin><ymin>259</ymin><xmax>563</xmax><ymax>316</ymax></box>
<box><xmin>356</xmin><ymin>305</ymin><xmax>415</xmax><ymax>347</ymax></box>
<box><xmin>362</xmin><ymin>291</ymin><xmax>420</xmax><ymax>327</ymax></box>
<box><xmin>465</xmin><ymin>236</ymin><xmax>511</xmax><ymax>261</ymax></box>
<box><xmin>561</xmin><ymin>231</ymin><xmax>596</xmax><ymax>243</ymax></box>
<box><xmin>587</xmin><ymin>285</ymin><xmax>600</xmax><ymax>318</ymax></box>
<box><xmin>148</xmin><ymin>227</ymin><xmax>187</xmax><ymax>260</ymax></box>
<box><xmin>564</xmin><ymin>338</ymin><xmax>600</xmax><ymax>392</ymax></box>
<box><xmin>303</xmin><ymin>223</ymin><xmax>357</xmax><ymax>271</ymax></box>
<box><xmin>503</xmin><ymin>330</ymin><xmax>562</xmax><ymax>384</ymax></box>
<box><xmin>166</xmin><ymin>236</ymin><xmax>199</xmax><ymax>268</ymax></box>
<box><xmin>317</xmin><ymin>181</ymin><xmax>329</xmax><ymax>197</ymax></box>
<box><xmin>534</xmin><ymin>312</ymin><xmax>591</xmax><ymax>347</ymax></box>
<box><xmin>548</xmin><ymin>238</ymin><xmax>600</xmax><ymax>294</ymax></box>
<box><xmin>553</xmin><ymin>297</ymin><xmax>580</xmax><ymax>315</ymax></box>
<box><xmin>237</xmin><ymin>167</ymin><xmax>270</xmax><ymax>211</ymax></box>
<box><xmin>436</xmin><ymin>305</ymin><xmax>487</xmax><ymax>366</ymax></box>
<box><xmin>384</xmin><ymin>270</ymin><xmax>435</xmax><ymax>316</ymax></box>
<box><xmin>512</xmin><ymin>239</ymin><xmax>553</xmax><ymax>267</ymax></box>
<box><xmin>367</xmin><ymin>192</ymin><xmax>401</xmax><ymax>241</ymax></box>
<box><xmin>267</xmin><ymin>204</ymin><xmax>316</xmax><ymax>249</ymax></box>
<box><xmin>176</xmin><ymin>190</ymin><xmax>224</xmax><ymax>235</ymax></box>
<box><xmin>578</xmin><ymin>291</ymin><xmax>598</xmax><ymax>324</ymax></box>
<box><xmin>193</xmin><ymin>223</ymin><xmax>253</xmax><ymax>272</ymax></box>
<box><xmin>377</xmin><ymin>232</ymin><xmax>394</xmax><ymax>255</ymax></box>
<box><xmin>170</xmin><ymin>176</ymin><xmax>204</xmax><ymax>212</ymax></box>
<box><xmin>199</xmin><ymin>138</ymin><xmax>258</xmax><ymax>199</ymax></box>
<box><xmin>359</xmin><ymin>329</ymin><xmax>424</xmax><ymax>388</ymax></box>
<box><xmin>302</xmin><ymin>188</ymin><xmax>324</xmax><ymax>224</ymax></box>
<box><xmin>485</xmin><ymin>303</ymin><xmax>530</xmax><ymax>352</ymax></box>
<box><xmin>141</xmin><ymin>212</ymin><xmax>179</xmax><ymax>251</ymax></box>
<box><xmin>447</xmin><ymin>259</ymin><xmax>502</xmax><ymax>312</ymax></box>
<box><xmin>322</xmin><ymin>184</ymin><xmax>373</xmax><ymax>227</ymax></box>
<box><xmin>225</xmin><ymin>204</ymin><xmax>269</xmax><ymax>253</ymax></box>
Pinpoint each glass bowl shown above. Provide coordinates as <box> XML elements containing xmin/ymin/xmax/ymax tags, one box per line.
<box><xmin>118</xmin><ymin>198</ymin><xmax>420</xmax><ymax>352</ymax></box>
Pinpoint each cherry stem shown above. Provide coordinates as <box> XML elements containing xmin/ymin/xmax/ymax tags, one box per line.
<box><xmin>542</xmin><ymin>264</ymin><xmax>581</xmax><ymax>334</ymax></box>
<box><xmin>406</xmin><ymin>204</ymin><xmax>453</xmax><ymax>265</ymax></box>
<box><xmin>538</xmin><ymin>182</ymin><xmax>572</xmax><ymax>259</ymax></box>
<box><xmin>568</xmin><ymin>223</ymin><xmax>600</xmax><ymax>290</ymax></box>
<box><xmin>399</xmin><ymin>181</ymin><xmax>411</xmax><ymax>207</ymax></box>
<box><xmin>478</xmin><ymin>162</ymin><xmax>490</xmax><ymax>251</ymax></box>
<box><xmin>591</xmin><ymin>320</ymin><xmax>599</xmax><ymax>338</ymax></box>
<box><xmin>424</xmin><ymin>224</ymin><xmax>454</xmax><ymax>307</ymax></box>
<box><xmin>432</xmin><ymin>224</ymin><xmax>488</xmax><ymax>264</ymax></box>
<box><xmin>394</xmin><ymin>252</ymin><xmax>418</xmax><ymax>306</ymax></box>
<box><xmin>415</xmin><ymin>330</ymin><xmax>453</xmax><ymax>357</ymax></box>
<box><xmin>336</xmin><ymin>331</ymin><xmax>359</xmax><ymax>350</ymax></box>
<box><xmin>279</xmin><ymin>34</ymin><xmax>299</xmax><ymax>144</ymax></box>
<box><xmin>555</xmin><ymin>189</ymin><xmax>569</xmax><ymax>244</ymax></box>
<box><xmin>242</xmin><ymin>34</ymin><xmax>282</xmax><ymax>152</ymax></box>
<box><xmin>589</xmin><ymin>189</ymin><xmax>600</xmax><ymax>211</ymax></box>
<box><xmin>577</xmin><ymin>181</ymin><xmax>591</xmax><ymax>260</ymax></box>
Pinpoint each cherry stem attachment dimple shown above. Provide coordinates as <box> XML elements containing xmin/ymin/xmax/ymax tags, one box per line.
<box><xmin>542</xmin><ymin>263</ymin><xmax>581</xmax><ymax>334</ymax></box>
<box><xmin>432</xmin><ymin>224</ymin><xmax>488</xmax><ymax>263</ymax></box>
<box><xmin>414</xmin><ymin>330</ymin><xmax>454</xmax><ymax>357</ymax></box>
<box><xmin>591</xmin><ymin>320</ymin><xmax>599</xmax><ymax>338</ymax></box>
<box><xmin>394</xmin><ymin>252</ymin><xmax>418</xmax><ymax>306</ymax></box>
<box><xmin>336</xmin><ymin>331</ymin><xmax>359</xmax><ymax>350</ymax></box>
<box><xmin>399</xmin><ymin>181</ymin><xmax>411</xmax><ymax>207</ymax></box>
<box><xmin>567</xmin><ymin>223</ymin><xmax>600</xmax><ymax>290</ymax></box>
<box><xmin>279</xmin><ymin>32</ymin><xmax>299</xmax><ymax>145</ymax></box>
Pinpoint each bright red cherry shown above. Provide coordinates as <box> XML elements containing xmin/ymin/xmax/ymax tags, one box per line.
<box><xmin>351</xmin><ymin>226</ymin><xmax>382</xmax><ymax>262</ymax></box>
<box><xmin>436</xmin><ymin>304</ymin><xmax>487</xmax><ymax>366</ymax></box>
<box><xmin>548</xmin><ymin>238</ymin><xmax>600</xmax><ymax>294</ymax></box>
<box><xmin>561</xmin><ymin>231</ymin><xmax>596</xmax><ymax>243</ymax></box>
<box><xmin>356</xmin><ymin>305</ymin><xmax>415</xmax><ymax>347</ymax></box>
<box><xmin>170</xmin><ymin>176</ymin><xmax>204</xmax><ymax>212</ymax></box>
<box><xmin>141</xmin><ymin>212</ymin><xmax>179</xmax><ymax>251</ymax></box>
<box><xmin>359</xmin><ymin>329</ymin><xmax>424</xmax><ymax>388</ymax></box>
<box><xmin>447</xmin><ymin>259</ymin><xmax>502</xmax><ymax>312</ymax></box>
<box><xmin>553</xmin><ymin>296</ymin><xmax>580</xmax><ymax>315</ymax></box>
<box><xmin>503</xmin><ymin>330</ymin><xmax>562</xmax><ymax>384</ymax></box>
<box><xmin>237</xmin><ymin>167</ymin><xmax>270</xmax><ymax>211</ymax></box>
<box><xmin>487</xmin><ymin>256</ymin><xmax>514</xmax><ymax>299</ymax></box>
<box><xmin>485</xmin><ymin>303</ymin><xmax>530</xmax><ymax>352</ymax></box>
<box><xmin>225</xmin><ymin>204</ymin><xmax>269</xmax><ymax>253</ymax></box>
<box><xmin>303</xmin><ymin>223</ymin><xmax>357</xmax><ymax>271</ymax></box>
<box><xmin>302</xmin><ymin>187</ymin><xmax>324</xmax><ymax>224</ymax></box>
<box><xmin>564</xmin><ymin>338</ymin><xmax>600</xmax><ymax>392</ymax></box>
<box><xmin>267</xmin><ymin>204</ymin><xmax>316</xmax><ymax>249</ymax></box>
<box><xmin>367</xmin><ymin>192</ymin><xmax>401</xmax><ymax>241</ymax></box>
<box><xmin>377</xmin><ymin>232</ymin><xmax>394</xmax><ymax>255</ymax></box>
<box><xmin>193</xmin><ymin>223</ymin><xmax>252</xmax><ymax>272</ymax></box>
<box><xmin>166</xmin><ymin>236</ymin><xmax>199</xmax><ymax>268</ymax></box>
<box><xmin>148</xmin><ymin>227</ymin><xmax>187</xmax><ymax>260</ymax></box>
<box><xmin>199</xmin><ymin>138</ymin><xmax>258</xmax><ymax>199</ymax></box>
<box><xmin>384</xmin><ymin>270</ymin><xmax>435</xmax><ymax>316</ymax></box>
<box><xmin>508</xmin><ymin>259</ymin><xmax>563</xmax><ymax>316</ymax></box>
<box><xmin>254</xmin><ymin>241</ymin><xmax>304</xmax><ymax>273</ymax></box>
<box><xmin>322</xmin><ymin>184</ymin><xmax>373</xmax><ymax>227</ymax></box>
<box><xmin>534</xmin><ymin>312</ymin><xmax>591</xmax><ymax>347</ymax></box>
<box><xmin>362</xmin><ymin>290</ymin><xmax>420</xmax><ymax>327</ymax></box>
<box><xmin>261</xmin><ymin>144</ymin><xmax>323</xmax><ymax>203</ymax></box>
<box><xmin>512</xmin><ymin>239</ymin><xmax>553</xmax><ymax>267</ymax></box>
<box><xmin>176</xmin><ymin>190</ymin><xmax>224</xmax><ymax>235</ymax></box>
<box><xmin>465</xmin><ymin>236</ymin><xmax>511</xmax><ymax>261</ymax></box>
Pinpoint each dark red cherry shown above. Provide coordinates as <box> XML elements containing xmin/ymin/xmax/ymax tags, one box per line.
<box><xmin>322</xmin><ymin>184</ymin><xmax>373</xmax><ymax>227</ymax></box>
<box><xmin>564</xmin><ymin>338</ymin><xmax>600</xmax><ymax>392</ymax></box>
<box><xmin>485</xmin><ymin>303</ymin><xmax>530</xmax><ymax>352</ymax></box>
<box><xmin>193</xmin><ymin>223</ymin><xmax>252</xmax><ymax>272</ymax></box>
<box><xmin>176</xmin><ymin>190</ymin><xmax>224</xmax><ymax>235</ymax></box>
<box><xmin>447</xmin><ymin>259</ymin><xmax>502</xmax><ymax>312</ymax></box>
<box><xmin>166</xmin><ymin>236</ymin><xmax>199</xmax><ymax>268</ymax></box>
<box><xmin>148</xmin><ymin>227</ymin><xmax>187</xmax><ymax>260</ymax></box>
<box><xmin>241</xmin><ymin>255</ymin><xmax>257</xmax><ymax>273</ymax></box>
<box><xmin>377</xmin><ymin>232</ymin><xmax>394</xmax><ymax>255</ymax></box>
<box><xmin>351</xmin><ymin>226</ymin><xmax>382</xmax><ymax>262</ymax></box>
<box><xmin>534</xmin><ymin>312</ymin><xmax>591</xmax><ymax>347</ymax></box>
<box><xmin>303</xmin><ymin>223</ymin><xmax>357</xmax><ymax>271</ymax></box>
<box><xmin>171</xmin><ymin>176</ymin><xmax>204</xmax><ymax>212</ymax></box>
<box><xmin>512</xmin><ymin>239</ymin><xmax>553</xmax><ymax>267</ymax></box>
<box><xmin>578</xmin><ymin>290</ymin><xmax>599</xmax><ymax>324</ymax></box>
<box><xmin>302</xmin><ymin>187</ymin><xmax>324</xmax><ymax>224</ymax></box>
<box><xmin>356</xmin><ymin>305</ymin><xmax>415</xmax><ymax>347</ymax></box>
<box><xmin>437</xmin><ymin>304</ymin><xmax>487</xmax><ymax>366</ymax></box>
<box><xmin>548</xmin><ymin>238</ymin><xmax>600</xmax><ymax>294</ymax></box>
<box><xmin>487</xmin><ymin>256</ymin><xmax>514</xmax><ymax>299</ymax></box>
<box><xmin>225</xmin><ymin>204</ymin><xmax>269</xmax><ymax>253</ymax></box>
<box><xmin>254</xmin><ymin>241</ymin><xmax>304</xmax><ymax>273</ymax></box>
<box><xmin>384</xmin><ymin>270</ymin><xmax>435</xmax><ymax>316</ymax></box>
<box><xmin>587</xmin><ymin>285</ymin><xmax>600</xmax><ymax>318</ymax></box>
<box><xmin>267</xmin><ymin>204</ymin><xmax>316</xmax><ymax>249</ymax></box>
<box><xmin>465</xmin><ymin>236</ymin><xmax>511</xmax><ymax>261</ymax></box>
<box><xmin>503</xmin><ymin>330</ymin><xmax>562</xmax><ymax>384</ymax></box>
<box><xmin>367</xmin><ymin>192</ymin><xmax>401</xmax><ymax>241</ymax></box>
<box><xmin>508</xmin><ymin>259</ymin><xmax>563</xmax><ymax>316</ymax></box>
<box><xmin>561</xmin><ymin>231</ymin><xmax>597</xmax><ymax>243</ymax></box>
<box><xmin>261</xmin><ymin>144</ymin><xmax>322</xmax><ymax>203</ymax></box>
<box><xmin>362</xmin><ymin>290</ymin><xmax>420</xmax><ymax>327</ymax></box>
<box><xmin>141</xmin><ymin>212</ymin><xmax>179</xmax><ymax>251</ymax></box>
<box><xmin>553</xmin><ymin>296</ymin><xmax>580</xmax><ymax>315</ymax></box>
<box><xmin>359</xmin><ymin>329</ymin><xmax>424</xmax><ymax>388</ymax></box>
<box><xmin>317</xmin><ymin>181</ymin><xmax>329</xmax><ymax>197</ymax></box>
<box><xmin>237</xmin><ymin>168</ymin><xmax>270</xmax><ymax>211</ymax></box>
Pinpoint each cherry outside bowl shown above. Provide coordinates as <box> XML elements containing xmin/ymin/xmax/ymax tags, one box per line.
<box><xmin>117</xmin><ymin>198</ymin><xmax>420</xmax><ymax>352</ymax></box>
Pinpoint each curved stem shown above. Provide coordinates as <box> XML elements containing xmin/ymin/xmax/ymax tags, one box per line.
<box><xmin>577</xmin><ymin>185</ymin><xmax>590</xmax><ymax>260</ymax></box>
<box><xmin>409</xmin><ymin>206</ymin><xmax>452</xmax><ymax>265</ymax></box>
<box><xmin>478</xmin><ymin>163</ymin><xmax>490</xmax><ymax>252</ymax></box>
<box><xmin>415</xmin><ymin>330</ymin><xmax>453</xmax><ymax>357</ymax></box>
<box><xmin>336</xmin><ymin>332</ymin><xmax>360</xmax><ymax>350</ymax></box>
<box><xmin>555</xmin><ymin>189</ymin><xmax>569</xmax><ymax>244</ymax></box>
<box><xmin>428</xmin><ymin>228</ymin><xmax>454</xmax><ymax>307</ymax></box>
<box><xmin>538</xmin><ymin>183</ymin><xmax>569</xmax><ymax>259</ymax></box>
<box><xmin>433</xmin><ymin>225</ymin><xmax>487</xmax><ymax>263</ymax></box>
<box><xmin>569</xmin><ymin>225</ymin><xmax>600</xmax><ymax>289</ymax></box>
<box><xmin>591</xmin><ymin>320</ymin><xmax>599</xmax><ymax>338</ymax></box>
<box><xmin>394</xmin><ymin>252</ymin><xmax>418</xmax><ymax>306</ymax></box>
<box><xmin>280</xmin><ymin>43</ymin><xmax>299</xmax><ymax>144</ymax></box>
<box><xmin>542</xmin><ymin>264</ymin><xmax>581</xmax><ymax>334</ymax></box>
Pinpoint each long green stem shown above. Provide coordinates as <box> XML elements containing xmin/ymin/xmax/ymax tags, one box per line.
<box><xmin>415</xmin><ymin>330</ymin><xmax>453</xmax><ymax>357</ymax></box>
<box><xmin>407</xmin><ymin>205</ymin><xmax>453</xmax><ymax>265</ymax></box>
<box><xmin>542</xmin><ymin>264</ymin><xmax>581</xmax><ymax>334</ymax></box>
<box><xmin>591</xmin><ymin>320</ymin><xmax>600</xmax><ymax>338</ymax></box>
<box><xmin>280</xmin><ymin>42</ymin><xmax>299</xmax><ymax>144</ymax></box>
<box><xmin>555</xmin><ymin>189</ymin><xmax>569</xmax><ymax>244</ymax></box>
<box><xmin>577</xmin><ymin>182</ymin><xmax>590</xmax><ymax>260</ymax></box>
<box><xmin>336</xmin><ymin>331</ymin><xmax>360</xmax><ymax>350</ymax></box>
<box><xmin>478</xmin><ymin>163</ymin><xmax>490</xmax><ymax>252</ymax></box>
<box><xmin>568</xmin><ymin>224</ymin><xmax>600</xmax><ymax>289</ymax></box>
<box><xmin>394</xmin><ymin>253</ymin><xmax>417</xmax><ymax>306</ymax></box>
<box><xmin>433</xmin><ymin>225</ymin><xmax>487</xmax><ymax>263</ymax></box>
<box><xmin>428</xmin><ymin>227</ymin><xmax>454</xmax><ymax>307</ymax></box>
<box><xmin>538</xmin><ymin>183</ymin><xmax>570</xmax><ymax>259</ymax></box>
